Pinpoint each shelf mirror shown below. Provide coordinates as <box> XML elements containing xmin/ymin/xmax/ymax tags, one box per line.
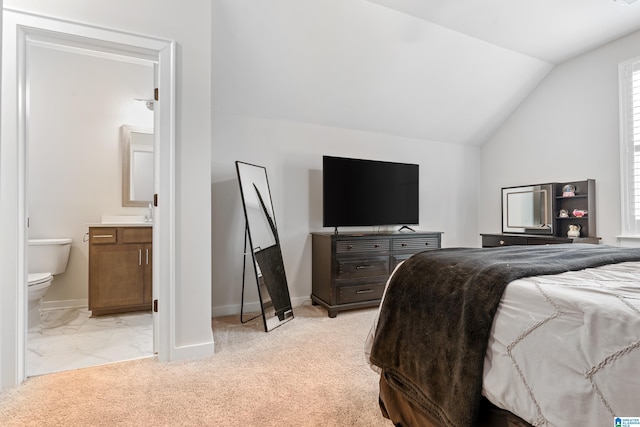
<box><xmin>236</xmin><ymin>161</ymin><xmax>293</xmax><ymax>331</ymax></box>
<box><xmin>122</xmin><ymin>125</ymin><xmax>154</xmax><ymax>207</ymax></box>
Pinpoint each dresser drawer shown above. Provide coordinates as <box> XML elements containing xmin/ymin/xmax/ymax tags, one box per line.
<box><xmin>391</xmin><ymin>253</ymin><xmax>415</xmax><ymax>269</ymax></box>
<box><xmin>525</xmin><ymin>236</ymin><xmax>572</xmax><ymax>245</ymax></box>
<box><xmin>336</xmin><ymin>256</ymin><xmax>389</xmax><ymax>279</ymax></box>
<box><xmin>482</xmin><ymin>234</ymin><xmax>528</xmax><ymax>247</ymax></box>
<box><xmin>337</xmin><ymin>281</ymin><xmax>386</xmax><ymax>304</ymax></box>
<box><xmin>392</xmin><ymin>236</ymin><xmax>439</xmax><ymax>252</ymax></box>
<box><xmin>336</xmin><ymin>239</ymin><xmax>389</xmax><ymax>254</ymax></box>
<box><xmin>481</xmin><ymin>233</ymin><xmax>586</xmax><ymax>247</ymax></box>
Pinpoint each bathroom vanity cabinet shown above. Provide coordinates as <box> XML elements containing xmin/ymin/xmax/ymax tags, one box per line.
<box><xmin>88</xmin><ymin>226</ymin><xmax>152</xmax><ymax>316</ymax></box>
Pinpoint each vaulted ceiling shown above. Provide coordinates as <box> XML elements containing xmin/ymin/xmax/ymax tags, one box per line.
<box><xmin>370</xmin><ymin>0</ymin><xmax>640</xmax><ymax>64</ymax></box>
<box><xmin>212</xmin><ymin>0</ymin><xmax>640</xmax><ymax>146</ymax></box>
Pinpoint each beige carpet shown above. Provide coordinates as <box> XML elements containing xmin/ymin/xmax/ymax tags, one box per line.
<box><xmin>0</xmin><ymin>303</ymin><xmax>391</xmax><ymax>426</ymax></box>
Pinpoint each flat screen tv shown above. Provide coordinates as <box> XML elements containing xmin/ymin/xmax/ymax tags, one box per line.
<box><xmin>322</xmin><ymin>156</ymin><xmax>419</xmax><ymax>229</ymax></box>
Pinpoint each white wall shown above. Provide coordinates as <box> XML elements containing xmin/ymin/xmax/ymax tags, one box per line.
<box><xmin>211</xmin><ymin>114</ymin><xmax>480</xmax><ymax>315</ymax></box>
<box><xmin>28</xmin><ymin>45</ymin><xmax>153</xmax><ymax>306</ymax></box>
<box><xmin>481</xmin><ymin>29</ymin><xmax>640</xmax><ymax>246</ymax></box>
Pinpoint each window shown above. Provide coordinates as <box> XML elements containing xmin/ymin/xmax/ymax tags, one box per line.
<box><xmin>619</xmin><ymin>57</ymin><xmax>640</xmax><ymax>236</ymax></box>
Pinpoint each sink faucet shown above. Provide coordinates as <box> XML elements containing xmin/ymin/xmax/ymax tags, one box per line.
<box><xmin>145</xmin><ymin>203</ymin><xmax>153</xmax><ymax>223</ymax></box>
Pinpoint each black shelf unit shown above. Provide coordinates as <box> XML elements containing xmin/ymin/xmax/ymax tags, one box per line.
<box><xmin>554</xmin><ymin>179</ymin><xmax>596</xmax><ymax>239</ymax></box>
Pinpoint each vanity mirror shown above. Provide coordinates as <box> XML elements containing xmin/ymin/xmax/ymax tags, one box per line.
<box><xmin>236</xmin><ymin>161</ymin><xmax>294</xmax><ymax>332</ymax></box>
<box><xmin>502</xmin><ymin>183</ymin><xmax>554</xmax><ymax>235</ymax></box>
<box><xmin>121</xmin><ymin>125</ymin><xmax>154</xmax><ymax>207</ymax></box>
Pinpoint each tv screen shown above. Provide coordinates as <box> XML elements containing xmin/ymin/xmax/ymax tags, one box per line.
<box><xmin>322</xmin><ymin>156</ymin><xmax>419</xmax><ymax>228</ymax></box>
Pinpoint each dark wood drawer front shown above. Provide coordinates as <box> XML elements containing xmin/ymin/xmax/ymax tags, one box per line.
<box><xmin>482</xmin><ymin>235</ymin><xmax>528</xmax><ymax>247</ymax></box>
<box><xmin>336</xmin><ymin>239</ymin><xmax>389</xmax><ymax>254</ymax></box>
<box><xmin>392</xmin><ymin>236</ymin><xmax>439</xmax><ymax>252</ymax></box>
<box><xmin>336</xmin><ymin>256</ymin><xmax>389</xmax><ymax>279</ymax></box>
<box><xmin>337</xmin><ymin>281</ymin><xmax>385</xmax><ymax>304</ymax></box>
<box><xmin>526</xmin><ymin>237</ymin><xmax>571</xmax><ymax>245</ymax></box>
<box><xmin>391</xmin><ymin>254</ymin><xmax>414</xmax><ymax>269</ymax></box>
<box><xmin>481</xmin><ymin>233</ymin><xmax>597</xmax><ymax>247</ymax></box>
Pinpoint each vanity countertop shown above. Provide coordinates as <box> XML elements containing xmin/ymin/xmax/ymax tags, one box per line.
<box><xmin>87</xmin><ymin>223</ymin><xmax>153</xmax><ymax>228</ymax></box>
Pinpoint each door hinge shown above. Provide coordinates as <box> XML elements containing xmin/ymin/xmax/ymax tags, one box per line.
<box><xmin>154</xmin><ymin>87</ymin><xmax>159</xmax><ymax>101</ymax></box>
<box><xmin>154</xmin><ymin>193</ymin><xmax>158</xmax><ymax>207</ymax></box>
<box><xmin>154</xmin><ymin>299</ymin><xmax>158</xmax><ymax>312</ymax></box>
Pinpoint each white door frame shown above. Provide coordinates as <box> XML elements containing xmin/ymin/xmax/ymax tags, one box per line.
<box><xmin>0</xmin><ymin>9</ymin><xmax>176</xmax><ymax>388</ymax></box>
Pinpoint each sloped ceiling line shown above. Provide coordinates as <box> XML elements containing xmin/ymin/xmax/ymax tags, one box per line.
<box><xmin>213</xmin><ymin>0</ymin><xmax>640</xmax><ymax>146</ymax></box>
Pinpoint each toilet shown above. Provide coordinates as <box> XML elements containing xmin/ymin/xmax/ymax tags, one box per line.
<box><xmin>28</xmin><ymin>238</ymin><xmax>72</xmax><ymax>327</ymax></box>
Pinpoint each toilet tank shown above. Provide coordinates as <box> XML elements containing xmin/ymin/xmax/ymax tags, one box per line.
<box><xmin>28</xmin><ymin>238</ymin><xmax>72</xmax><ymax>275</ymax></box>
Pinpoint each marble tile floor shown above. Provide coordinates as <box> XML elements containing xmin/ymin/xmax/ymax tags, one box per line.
<box><xmin>27</xmin><ymin>307</ymin><xmax>154</xmax><ymax>377</ymax></box>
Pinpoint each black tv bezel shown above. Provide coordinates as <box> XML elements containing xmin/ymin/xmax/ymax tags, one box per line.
<box><xmin>322</xmin><ymin>155</ymin><xmax>419</xmax><ymax>229</ymax></box>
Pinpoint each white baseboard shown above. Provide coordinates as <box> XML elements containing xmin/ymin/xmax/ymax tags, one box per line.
<box><xmin>41</xmin><ymin>298</ymin><xmax>87</xmax><ymax>311</ymax></box>
<box><xmin>212</xmin><ymin>296</ymin><xmax>310</xmax><ymax>318</ymax></box>
<box><xmin>168</xmin><ymin>340</ymin><xmax>215</xmax><ymax>362</ymax></box>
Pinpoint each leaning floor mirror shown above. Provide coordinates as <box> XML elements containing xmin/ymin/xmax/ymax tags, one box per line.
<box><xmin>235</xmin><ymin>161</ymin><xmax>294</xmax><ymax>331</ymax></box>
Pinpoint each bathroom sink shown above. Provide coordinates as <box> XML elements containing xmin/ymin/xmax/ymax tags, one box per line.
<box><xmin>101</xmin><ymin>215</ymin><xmax>151</xmax><ymax>224</ymax></box>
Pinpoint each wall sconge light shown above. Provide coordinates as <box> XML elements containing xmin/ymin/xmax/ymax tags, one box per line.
<box><xmin>135</xmin><ymin>98</ymin><xmax>154</xmax><ymax>111</ymax></box>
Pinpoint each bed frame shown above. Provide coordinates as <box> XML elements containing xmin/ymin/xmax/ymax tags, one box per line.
<box><xmin>379</xmin><ymin>373</ymin><xmax>532</xmax><ymax>427</ymax></box>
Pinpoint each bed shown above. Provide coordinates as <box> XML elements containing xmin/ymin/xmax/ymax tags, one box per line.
<box><xmin>365</xmin><ymin>244</ymin><xmax>640</xmax><ymax>427</ymax></box>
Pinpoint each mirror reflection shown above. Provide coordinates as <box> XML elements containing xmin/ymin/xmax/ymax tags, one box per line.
<box><xmin>236</xmin><ymin>161</ymin><xmax>293</xmax><ymax>331</ymax></box>
<box><xmin>502</xmin><ymin>184</ymin><xmax>553</xmax><ymax>234</ymax></box>
<box><xmin>122</xmin><ymin>125</ymin><xmax>154</xmax><ymax>207</ymax></box>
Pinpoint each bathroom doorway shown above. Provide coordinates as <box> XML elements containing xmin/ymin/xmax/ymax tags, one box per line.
<box><xmin>1</xmin><ymin>9</ymin><xmax>177</xmax><ymax>386</ymax></box>
<box><xmin>26</xmin><ymin>41</ymin><xmax>155</xmax><ymax>376</ymax></box>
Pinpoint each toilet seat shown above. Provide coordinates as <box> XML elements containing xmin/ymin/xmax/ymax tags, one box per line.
<box><xmin>28</xmin><ymin>272</ymin><xmax>52</xmax><ymax>287</ymax></box>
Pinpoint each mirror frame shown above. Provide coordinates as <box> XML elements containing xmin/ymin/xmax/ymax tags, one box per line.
<box><xmin>235</xmin><ymin>161</ymin><xmax>294</xmax><ymax>332</ymax></box>
<box><xmin>501</xmin><ymin>183</ymin><xmax>554</xmax><ymax>235</ymax></box>
<box><xmin>121</xmin><ymin>125</ymin><xmax>154</xmax><ymax>207</ymax></box>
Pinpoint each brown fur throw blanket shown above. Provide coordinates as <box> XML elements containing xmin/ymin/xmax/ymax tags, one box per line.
<box><xmin>369</xmin><ymin>244</ymin><xmax>640</xmax><ymax>427</ymax></box>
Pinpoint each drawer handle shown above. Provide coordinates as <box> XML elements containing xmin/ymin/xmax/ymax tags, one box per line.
<box><xmin>93</xmin><ymin>234</ymin><xmax>114</xmax><ymax>238</ymax></box>
<box><xmin>424</xmin><ymin>242</ymin><xmax>429</xmax><ymax>246</ymax></box>
<box><xmin>347</xmin><ymin>245</ymin><xmax>353</xmax><ymax>250</ymax></box>
<box><xmin>356</xmin><ymin>265</ymin><xmax>373</xmax><ymax>270</ymax></box>
<box><xmin>356</xmin><ymin>289</ymin><xmax>374</xmax><ymax>294</ymax></box>
<box><xmin>374</xmin><ymin>244</ymin><xmax>380</xmax><ymax>248</ymax></box>
<box><xmin>499</xmin><ymin>240</ymin><xmax>505</xmax><ymax>245</ymax></box>
<box><xmin>401</xmin><ymin>243</ymin><xmax>407</xmax><ymax>247</ymax></box>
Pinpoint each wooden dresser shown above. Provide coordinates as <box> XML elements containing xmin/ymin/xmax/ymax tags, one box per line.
<box><xmin>311</xmin><ymin>231</ymin><xmax>442</xmax><ymax>317</ymax></box>
<box><xmin>88</xmin><ymin>226</ymin><xmax>152</xmax><ymax>316</ymax></box>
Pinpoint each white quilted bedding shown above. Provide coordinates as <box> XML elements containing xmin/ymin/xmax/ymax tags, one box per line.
<box><xmin>366</xmin><ymin>260</ymin><xmax>640</xmax><ymax>426</ymax></box>
<box><xmin>483</xmin><ymin>260</ymin><xmax>640</xmax><ymax>426</ymax></box>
